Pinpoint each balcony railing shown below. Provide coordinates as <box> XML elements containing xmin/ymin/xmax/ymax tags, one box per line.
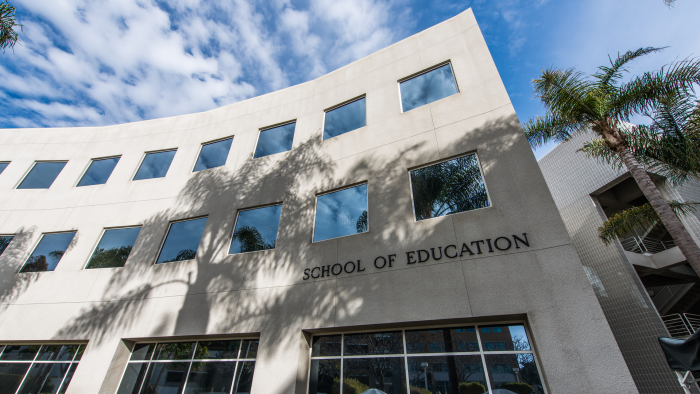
<box><xmin>662</xmin><ymin>313</ymin><xmax>700</xmax><ymax>337</ymax></box>
<box><xmin>620</xmin><ymin>236</ymin><xmax>676</xmax><ymax>254</ymax></box>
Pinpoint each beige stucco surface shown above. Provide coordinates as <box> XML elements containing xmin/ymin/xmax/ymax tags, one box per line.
<box><xmin>0</xmin><ymin>9</ymin><xmax>638</xmax><ymax>394</ymax></box>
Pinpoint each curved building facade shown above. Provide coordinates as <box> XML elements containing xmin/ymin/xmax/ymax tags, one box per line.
<box><xmin>0</xmin><ymin>9</ymin><xmax>638</xmax><ymax>394</ymax></box>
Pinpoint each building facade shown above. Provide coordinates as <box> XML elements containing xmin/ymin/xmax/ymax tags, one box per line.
<box><xmin>539</xmin><ymin>131</ymin><xmax>700</xmax><ymax>394</ymax></box>
<box><xmin>0</xmin><ymin>9</ymin><xmax>638</xmax><ymax>394</ymax></box>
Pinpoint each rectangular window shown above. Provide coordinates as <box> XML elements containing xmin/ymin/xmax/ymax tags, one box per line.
<box><xmin>313</xmin><ymin>184</ymin><xmax>368</xmax><ymax>242</ymax></box>
<box><xmin>156</xmin><ymin>217</ymin><xmax>207</xmax><ymax>264</ymax></box>
<box><xmin>17</xmin><ymin>161</ymin><xmax>67</xmax><ymax>189</ymax></box>
<box><xmin>0</xmin><ymin>235</ymin><xmax>14</xmax><ymax>256</ymax></box>
<box><xmin>229</xmin><ymin>204</ymin><xmax>282</xmax><ymax>254</ymax></box>
<box><xmin>254</xmin><ymin>122</ymin><xmax>295</xmax><ymax>158</ymax></box>
<box><xmin>85</xmin><ymin>227</ymin><xmax>142</xmax><ymax>269</ymax></box>
<box><xmin>133</xmin><ymin>150</ymin><xmax>177</xmax><ymax>180</ymax></box>
<box><xmin>0</xmin><ymin>343</ymin><xmax>85</xmax><ymax>394</ymax></box>
<box><xmin>0</xmin><ymin>162</ymin><xmax>9</xmax><ymax>174</ymax></box>
<box><xmin>77</xmin><ymin>156</ymin><xmax>120</xmax><ymax>187</ymax></box>
<box><xmin>116</xmin><ymin>339</ymin><xmax>258</xmax><ymax>394</ymax></box>
<box><xmin>399</xmin><ymin>63</ymin><xmax>459</xmax><ymax>112</ymax></box>
<box><xmin>20</xmin><ymin>232</ymin><xmax>76</xmax><ymax>273</ymax></box>
<box><xmin>194</xmin><ymin>137</ymin><xmax>233</xmax><ymax>172</ymax></box>
<box><xmin>323</xmin><ymin>96</ymin><xmax>366</xmax><ymax>140</ymax></box>
<box><xmin>410</xmin><ymin>153</ymin><xmax>490</xmax><ymax>221</ymax></box>
<box><xmin>309</xmin><ymin>324</ymin><xmax>545</xmax><ymax>394</ymax></box>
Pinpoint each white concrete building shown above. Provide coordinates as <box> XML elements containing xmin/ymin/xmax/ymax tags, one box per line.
<box><xmin>0</xmin><ymin>9</ymin><xmax>638</xmax><ymax>394</ymax></box>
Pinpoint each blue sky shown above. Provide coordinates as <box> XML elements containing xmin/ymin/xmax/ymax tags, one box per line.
<box><xmin>2</xmin><ymin>0</ymin><xmax>699</xmax><ymax>159</ymax></box>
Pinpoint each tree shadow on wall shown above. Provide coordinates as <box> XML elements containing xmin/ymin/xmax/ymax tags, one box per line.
<box><xmin>47</xmin><ymin>113</ymin><xmax>525</xmax><ymax>393</ymax></box>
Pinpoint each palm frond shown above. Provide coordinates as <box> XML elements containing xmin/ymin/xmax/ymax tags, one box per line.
<box><xmin>598</xmin><ymin>201</ymin><xmax>699</xmax><ymax>244</ymax></box>
<box><xmin>594</xmin><ymin>47</ymin><xmax>666</xmax><ymax>88</ymax></box>
<box><xmin>0</xmin><ymin>1</ymin><xmax>22</xmax><ymax>51</ymax></box>
<box><xmin>614</xmin><ymin>58</ymin><xmax>700</xmax><ymax>120</ymax></box>
<box><xmin>578</xmin><ymin>138</ymin><xmax>625</xmax><ymax>168</ymax></box>
<box><xmin>522</xmin><ymin>114</ymin><xmax>588</xmax><ymax>147</ymax></box>
<box><xmin>533</xmin><ymin>67</ymin><xmax>599</xmax><ymax>119</ymax></box>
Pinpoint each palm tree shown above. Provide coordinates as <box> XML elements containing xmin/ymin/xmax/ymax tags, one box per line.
<box><xmin>0</xmin><ymin>1</ymin><xmax>21</xmax><ymax>51</ymax></box>
<box><xmin>523</xmin><ymin>47</ymin><xmax>700</xmax><ymax>275</ymax></box>
<box><xmin>579</xmin><ymin>92</ymin><xmax>700</xmax><ymax>243</ymax></box>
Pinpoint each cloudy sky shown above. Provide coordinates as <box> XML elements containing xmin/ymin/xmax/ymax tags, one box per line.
<box><xmin>1</xmin><ymin>0</ymin><xmax>699</xmax><ymax>159</ymax></box>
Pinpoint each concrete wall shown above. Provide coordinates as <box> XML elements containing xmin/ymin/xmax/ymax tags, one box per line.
<box><xmin>538</xmin><ymin>131</ymin><xmax>696</xmax><ymax>394</ymax></box>
<box><xmin>0</xmin><ymin>9</ymin><xmax>636</xmax><ymax>394</ymax></box>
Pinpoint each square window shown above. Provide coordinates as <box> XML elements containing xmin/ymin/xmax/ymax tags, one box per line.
<box><xmin>17</xmin><ymin>162</ymin><xmax>67</xmax><ymax>189</ymax></box>
<box><xmin>86</xmin><ymin>227</ymin><xmax>142</xmax><ymax>269</ymax></box>
<box><xmin>20</xmin><ymin>232</ymin><xmax>76</xmax><ymax>273</ymax></box>
<box><xmin>323</xmin><ymin>97</ymin><xmax>366</xmax><ymax>140</ymax></box>
<box><xmin>400</xmin><ymin>63</ymin><xmax>458</xmax><ymax>112</ymax></box>
<box><xmin>0</xmin><ymin>162</ymin><xmax>9</xmax><ymax>174</ymax></box>
<box><xmin>229</xmin><ymin>204</ymin><xmax>282</xmax><ymax>254</ymax></box>
<box><xmin>156</xmin><ymin>217</ymin><xmax>207</xmax><ymax>264</ymax></box>
<box><xmin>254</xmin><ymin>123</ymin><xmax>295</xmax><ymax>158</ymax></box>
<box><xmin>77</xmin><ymin>157</ymin><xmax>120</xmax><ymax>186</ymax></box>
<box><xmin>313</xmin><ymin>184</ymin><xmax>368</xmax><ymax>242</ymax></box>
<box><xmin>0</xmin><ymin>235</ymin><xmax>14</xmax><ymax>256</ymax></box>
<box><xmin>133</xmin><ymin>150</ymin><xmax>177</xmax><ymax>180</ymax></box>
<box><xmin>194</xmin><ymin>137</ymin><xmax>233</xmax><ymax>172</ymax></box>
<box><xmin>410</xmin><ymin>154</ymin><xmax>490</xmax><ymax>221</ymax></box>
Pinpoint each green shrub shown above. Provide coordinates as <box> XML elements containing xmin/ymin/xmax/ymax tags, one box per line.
<box><xmin>332</xmin><ymin>378</ymin><xmax>369</xmax><ymax>394</ymax></box>
<box><xmin>499</xmin><ymin>382</ymin><xmax>534</xmax><ymax>394</ymax></box>
<box><xmin>459</xmin><ymin>381</ymin><xmax>487</xmax><ymax>394</ymax></box>
<box><xmin>410</xmin><ymin>386</ymin><xmax>433</xmax><ymax>394</ymax></box>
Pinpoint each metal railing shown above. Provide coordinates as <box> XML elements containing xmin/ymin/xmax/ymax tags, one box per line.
<box><xmin>662</xmin><ymin>313</ymin><xmax>700</xmax><ymax>337</ymax></box>
<box><xmin>620</xmin><ymin>236</ymin><xmax>676</xmax><ymax>254</ymax></box>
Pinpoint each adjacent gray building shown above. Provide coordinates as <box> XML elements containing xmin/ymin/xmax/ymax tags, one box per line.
<box><xmin>539</xmin><ymin>131</ymin><xmax>700</xmax><ymax>394</ymax></box>
<box><xmin>0</xmin><ymin>9</ymin><xmax>639</xmax><ymax>394</ymax></box>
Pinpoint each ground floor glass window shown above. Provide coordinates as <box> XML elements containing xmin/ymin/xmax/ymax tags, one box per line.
<box><xmin>117</xmin><ymin>339</ymin><xmax>258</xmax><ymax>394</ymax></box>
<box><xmin>309</xmin><ymin>324</ymin><xmax>544</xmax><ymax>394</ymax></box>
<box><xmin>0</xmin><ymin>343</ymin><xmax>85</xmax><ymax>394</ymax></box>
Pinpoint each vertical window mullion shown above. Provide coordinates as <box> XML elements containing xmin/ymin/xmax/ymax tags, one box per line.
<box><xmin>180</xmin><ymin>341</ymin><xmax>196</xmax><ymax>393</ymax></box>
<box><xmin>402</xmin><ymin>329</ymin><xmax>410</xmax><ymax>394</ymax></box>
<box><xmin>339</xmin><ymin>333</ymin><xmax>344</xmax><ymax>394</ymax></box>
<box><xmin>475</xmin><ymin>326</ymin><xmax>493</xmax><ymax>394</ymax></box>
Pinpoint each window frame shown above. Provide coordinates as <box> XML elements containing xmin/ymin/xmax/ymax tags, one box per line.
<box><xmin>0</xmin><ymin>342</ymin><xmax>87</xmax><ymax>394</ymax></box>
<box><xmin>131</xmin><ymin>148</ymin><xmax>178</xmax><ymax>181</ymax></box>
<box><xmin>154</xmin><ymin>216</ymin><xmax>208</xmax><ymax>265</ymax></box>
<box><xmin>407</xmin><ymin>151</ymin><xmax>491</xmax><ymax>222</ymax></box>
<box><xmin>228</xmin><ymin>202</ymin><xmax>284</xmax><ymax>255</ymax></box>
<box><xmin>252</xmin><ymin>120</ymin><xmax>296</xmax><ymax>159</ymax></box>
<box><xmin>397</xmin><ymin>61</ymin><xmax>460</xmax><ymax>113</ymax></box>
<box><xmin>75</xmin><ymin>155</ymin><xmax>122</xmax><ymax>187</ymax></box>
<box><xmin>307</xmin><ymin>321</ymin><xmax>547</xmax><ymax>394</ymax></box>
<box><xmin>19</xmin><ymin>230</ymin><xmax>77</xmax><ymax>274</ymax></box>
<box><xmin>191</xmin><ymin>136</ymin><xmax>235</xmax><ymax>172</ymax></box>
<box><xmin>117</xmin><ymin>337</ymin><xmax>259</xmax><ymax>394</ymax></box>
<box><xmin>15</xmin><ymin>160</ymin><xmax>69</xmax><ymax>190</ymax></box>
<box><xmin>83</xmin><ymin>225</ymin><xmax>143</xmax><ymax>270</ymax></box>
<box><xmin>321</xmin><ymin>94</ymin><xmax>367</xmax><ymax>141</ymax></box>
<box><xmin>311</xmin><ymin>182</ymin><xmax>369</xmax><ymax>243</ymax></box>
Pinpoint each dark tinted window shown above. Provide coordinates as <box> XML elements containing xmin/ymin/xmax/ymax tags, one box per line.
<box><xmin>86</xmin><ymin>227</ymin><xmax>141</xmax><ymax>269</ymax></box>
<box><xmin>313</xmin><ymin>184</ymin><xmax>368</xmax><ymax>242</ymax></box>
<box><xmin>410</xmin><ymin>154</ymin><xmax>489</xmax><ymax>221</ymax></box>
<box><xmin>0</xmin><ymin>345</ymin><xmax>41</xmax><ymax>360</ymax></box>
<box><xmin>485</xmin><ymin>353</ymin><xmax>544</xmax><ymax>393</ymax></box>
<box><xmin>20</xmin><ymin>232</ymin><xmax>76</xmax><ymax>273</ymax></box>
<box><xmin>400</xmin><ymin>63</ymin><xmax>458</xmax><ymax>112</ymax></box>
<box><xmin>0</xmin><ymin>162</ymin><xmax>9</xmax><ymax>174</ymax></box>
<box><xmin>407</xmin><ymin>355</ymin><xmax>487</xmax><ymax>393</ymax></box>
<box><xmin>0</xmin><ymin>235</ymin><xmax>14</xmax><ymax>256</ymax></box>
<box><xmin>480</xmin><ymin>324</ymin><xmax>531</xmax><ymax>351</ymax></box>
<box><xmin>254</xmin><ymin>123</ymin><xmax>295</xmax><ymax>158</ymax></box>
<box><xmin>344</xmin><ymin>331</ymin><xmax>404</xmax><ymax>355</ymax></box>
<box><xmin>194</xmin><ymin>138</ymin><xmax>233</xmax><ymax>172</ymax></box>
<box><xmin>154</xmin><ymin>342</ymin><xmax>196</xmax><ymax>360</ymax></box>
<box><xmin>196</xmin><ymin>341</ymin><xmax>240</xmax><ymax>359</ymax></box>
<box><xmin>311</xmin><ymin>335</ymin><xmax>342</xmax><ymax>357</ymax></box>
<box><xmin>77</xmin><ymin>157</ymin><xmax>120</xmax><ymax>186</ymax></box>
<box><xmin>36</xmin><ymin>345</ymin><xmax>80</xmax><ymax>361</ymax></box>
<box><xmin>156</xmin><ymin>217</ymin><xmax>207</xmax><ymax>264</ymax></box>
<box><xmin>343</xmin><ymin>357</ymin><xmax>405</xmax><ymax>393</ymax></box>
<box><xmin>18</xmin><ymin>162</ymin><xmax>67</xmax><ymax>189</ymax></box>
<box><xmin>133</xmin><ymin>150</ymin><xmax>176</xmax><ymax>180</ymax></box>
<box><xmin>405</xmin><ymin>327</ymin><xmax>479</xmax><ymax>353</ymax></box>
<box><xmin>323</xmin><ymin>97</ymin><xmax>366</xmax><ymax>140</ymax></box>
<box><xmin>229</xmin><ymin>205</ymin><xmax>282</xmax><ymax>254</ymax></box>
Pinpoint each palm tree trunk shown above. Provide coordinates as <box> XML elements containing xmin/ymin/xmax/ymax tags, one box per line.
<box><xmin>617</xmin><ymin>147</ymin><xmax>700</xmax><ymax>275</ymax></box>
